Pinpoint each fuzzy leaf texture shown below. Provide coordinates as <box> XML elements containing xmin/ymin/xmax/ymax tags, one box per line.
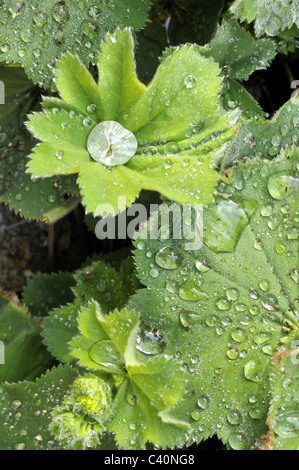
<box><xmin>68</xmin><ymin>304</ymin><xmax>189</xmax><ymax>449</ymax></box>
<box><xmin>265</xmin><ymin>340</ymin><xmax>299</xmax><ymax>450</ymax></box>
<box><xmin>42</xmin><ymin>256</ymin><xmax>140</xmax><ymax>364</ymax></box>
<box><xmin>230</xmin><ymin>0</ymin><xmax>299</xmax><ymax>38</ymax></box>
<box><xmin>0</xmin><ymin>0</ymin><xmax>151</xmax><ymax>88</ymax></box>
<box><xmin>26</xmin><ymin>28</ymin><xmax>239</xmax><ymax>216</ymax></box>
<box><xmin>0</xmin><ymin>295</ymin><xmax>52</xmax><ymax>383</ymax></box>
<box><xmin>0</xmin><ymin>65</ymin><xmax>79</xmax><ymax>220</ymax></box>
<box><xmin>198</xmin><ymin>17</ymin><xmax>277</xmax><ymax>118</ymax></box>
<box><xmin>0</xmin><ymin>365</ymin><xmax>78</xmax><ymax>450</ymax></box>
<box><xmin>130</xmin><ymin>148</ymin><xmax>299</xmax><ymax>449</ymax></box>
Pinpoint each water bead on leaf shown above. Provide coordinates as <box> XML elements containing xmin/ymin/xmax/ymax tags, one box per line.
<box><xmin>87</xmin><ymin>121</ymin><xmax>138</xmax><ymax>167</ymax></box>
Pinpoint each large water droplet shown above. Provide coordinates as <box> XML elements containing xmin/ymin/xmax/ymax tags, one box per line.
<box><xmin>204</xmin><ymin>200</ymin><xmax>249</xmax><ymax>253</ymax></box>
<box><xmin>228</xmin><ymin>431</ymin><xmax>247</xmax><ymax>450</ymax></box>
<box><xmin>231</xmin><ymin>328</ymin><xmax>247</xmax><ymax>343</ymax></box>
<box><xmin>52</xmin><ymin>1</ymin><xmax>69</xmax><ymax>24</ymax></box>
<box><xmin>87</xmin><ymin>121</ymin><xmax>137</xmax><ymax>166</ymax></box>
<box><xmin>179</xmin><ymin>280</ymin><xmax>208</xmax><ymax>301</ymax></box>
<box><xmin>195</xmin><ymin>259</ymin><xmax>210</xmax><ymax>272</ymax></box>
<box><xmin>184</xmin><ymin>75</ymin><xmax>197</xmax><ymax>89</ymax></box>
<box><xmin>227</xmin><ymin>409</ymin><xmax>242</xmax><ymax>425</ymax></box>
<box><xmin>88</xmin><ymin>340</ymin><xmax>123</xmax><ymax>372</ymax></box>
<box><xmin>244</xmin><ymin>359</ymin><xmax>262</xmax><ymax>383</ymax></box>
<box><xmin>136</xmin><ymin>327</ymin><xmax>166</xmax><ymax>355</ymax></box>
<box><xmin>155</xmin><ymin>246</ymin><xmax>181</xmax><ymax>270</ymax></box>
<box><xmin>179</xmin><ymin>310</ymin><xmax>202</xmax><ymax>329</ymax></box>
<box><xmin>81</xmin><ymin>19</ymin><xmax>99</xmax><ymax>39</ymax></box>
<box><xmin>265</xmin><ymin>16</ymin><xmax>282</xmax><ymax>36</ymax></box>
<box><xmin>267</xmin><ymin>172</ymin><xmax>298</xmax><ymax>200</ymax></box>
<box><xmin>197</xmin><ymin>395</ymin><xmax>210</xmax><ymax>410</ymax></box>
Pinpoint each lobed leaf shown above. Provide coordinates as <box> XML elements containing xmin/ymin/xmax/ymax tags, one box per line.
<box><xmin>130</xmin><ymin>148</ymin><xmax>299</xmax><ymax>449</ymax></box>
<box><xmin>0</xmin><ymin>295</ymin><xmax>52</xmax><ymax>384</ymax></box>
<box><xmin>69</xmin><ymin>304</ymin><xmax>189</xmax><ymax>449</ymax></box>
<box><xmin>0</xmin><ymin>0</ymin><xmax>151</xmax><ymax>88</ymax></box>
<box><xmin>230</xmin><ymin>0</ymin><xmax>299</xmax><ymax>38</ymax></box>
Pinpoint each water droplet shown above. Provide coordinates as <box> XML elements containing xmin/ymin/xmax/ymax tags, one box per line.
<box><xmin>226</xmin><ymin>288</ymin><xmax>240</xmax><ymax>301</ymax></box>
<box><xmin>254</xmin><ymin>239</ymin><xmax>263</xmax><ymax>251</ymax></box>
<box><xmin>253</xmin><ymin>332</ymin><xmax>271</xmax><ymax>345</ymax></box>
<box><xmin>184</xmin><ymin>75</ymin><xmax>197</xmax><ymax>89</ymax></box>
<box><xmin>163</xmin><ymin>159</ymin><xmax>173</xmax><ymax>169</ymax></box>
<box><xmin>179</xmin><ymin>280</ymin><xmax>208</xmax><ymax>301</ymax></box>
<box><xmin>33</xmin><ymin>11</ymin><xmax>47</xmax><ymax>27</ymax></box>
<box><xmin>0</xmin><ymin>43</ymin><xmax>10</xmax><ymax>53</ymax></box>
<box><xmin>81</xmin><ymin>19</ymin><xmax>99</xmax><ymax>39</ymax></box>
<box><xmin>231</xmin><ymin>328</ymin><xmax>247</xmax><ymax>343</ymax></box>
<box><xmin>136</xmin><ymin>326</ymin><xmax>166</xmax><ymax>355</ymax></box>
<box><xmin>195</xmin><ymin>259</ymin><xmax>210</xmax><ymax>272</ymax></box>
<box><xmin>267</xmin><ymin>172</ymin><xmax>298</xmax><ymax>200</ymax></box>
<box><xmin>227</xmin><ymin>409</ymin><xmax>242</xmax><ymax>425</ymax></box>
<box><xmin>15</xmin><ymin>443</ymin><xmax>25</xmax><ymax>450</ymax></box>
<box><xmin>155</xmin><ymin>246</ymin><xmax>181</xmax><ymax>270</ymax></box>
<box><xmin>87</xmin><ymin>103</ymin><xmax>97</xmax><ymax>114</ymax></box>
<box><xmin>216</xmin><ymin>297</ymin><xmax>231</xmax><ymax>311</ymax></box>
<box><xmin>197</xmin><ymin>395</ymin><xmax>210</xmax><ymax>410</ymax></box>
<box><xmin>206</xmin><ymin>314</ymin><xmax>219</xmax><ymax>327</ymax></box>
<box><xmin>179</xmin><ymin>310</ymin><xmax>202</xmax><ymax>329</ymax></box>
<box><xmin>244</xmin><ymin>359</ymin><xmax>262</xmax><ymax>383</ymax></box>
<box><xmin>9</xmin><ymin>1</ymin><xmax>24</xmax><ymax>18</ymax></box>
<box><xmin>52</xmin><ymin>1</ymin><xmax>69</xmax><ymax>24</ymax></box>
<box><xmin>249</xmin><ymin>407</ymin><xmax>264</xmax><ymax>420</ymax></box>
<box><xmin>191</xmin><ymin>409</ymin><xmax>201</xmax><ymax>421</ymax></box>
<box><xmin>259</xmin><ymin>280</ymin><xmax>269</xmax><ymax>292</ymax></box>
<box><xmin>88</xmin><ymin>340</ymin><xmax>123</xmax><ymax>372</ymax></box>
<box><xmin>87</xmin><ymin>121</ymin><xmax>137</xmax><ymax>166</ymax></box>
<box><xmin>275</xmin><ymin>241</ymin><xmax>286</xmax><ymax>254</ymax></box>
<box><xmin>149</xmin><ymin>268</ymin><xmax>159</xmax><ymax>278</ymax></box>
<box><xmin>55</xmin><ymin>150</ymin><xmax>64</xmax><ymax>160</ymax></box>
<box><xmin>265</xmin><ymin>16</ymin><xmax>282</xmax><ymax>36</ymax></box>
<box><xmin>227</xmin><ymin>348</ymin><xmax>239</xmax><ymax>360</ymax></box>
<box><xmin>260</xmin><ymin>205</ymin><xmax>273</xmax><ymax>217</ymax></box>
<box><xmin>204</xmin><ymin>200</ymin><xmax>249</xmax><ymax>253</ymax></box>
<box><xmin>228</xmin><ymin>432</ymin><xmax>247</xmax><ymax>450</ymax></box>
<box><xmin>33</xmin><ymin>434</ymin><xmax>43</xmax><ymax>445</ymax></box>
<box><xmin>12</xmin><ymin>400</ymin><xmax>22</xmax><ymax>409</ymax></box>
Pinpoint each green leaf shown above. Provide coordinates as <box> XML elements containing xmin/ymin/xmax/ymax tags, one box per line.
<box><xmin>0</xmin><ymin>295</ymin><xmax>52</xmax><ymax>384</ymax></box>
<box><xmin>221</xmin><ymin>79</ymin><xmax>266</xmax><ymax>119</ymax></box>
<box><xmin>130</xmin><ymin>148</ymin><xmax>299</xmax><ymax>449</ymax></box>
<box><xmin>266</xmin><ymin>341</ymin><xmax>299</xmax><ymax>450</ymax></box>
<box><xmin>54</xmin><ymin>53</ymin><xmax>103</xmax><ymax>119</ymax></box>
<box><xmin>26</xmin><ymin>28</ymin><xmax>239</xmax><ymax>216</ymax></box>
<box><xmin>0</xmin><ymin>0</ymin><xmax>151</xmax><ymax>88</ymax></box>
<box><xmin>0</xmin><ymin>65</ymin><xmax>79</xmax><ymax>220</ymax></box>
<box><xmin>42</xmin><ymin>257</ymin><xmax>141</xmax><ymax>363</ymax></box>
<box><xmin>22</xmin><ymin>271</ymin><xmax>76</xmax><ymax>317</ymax></box>
<box><xmin>226</xmin><ymin>97</ymin><xmax>299</xmax><ymax>166</ymax></box>
<box><xmin>0</xmin><ymin>365</ymin><xmax>78</xmax><ymax>450</ymax></box>
<box><xmin>69</xmin><ymin>304</ymin><xmax>189</xmax><ymax>449</ymax></box>
<box><xmin>198</xmin><ymin>18</ymin><xmax>277</xmax><ymax>80</ymax></box>
<box><xmin>98</xmin><ymin>28</ymin><xmax>146</xmax><ymax>121</ymax></box>
<box><xmin>230</xmin><ymin>0</ymin><xmax>299</xmax><ymax>38</ymax></box>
